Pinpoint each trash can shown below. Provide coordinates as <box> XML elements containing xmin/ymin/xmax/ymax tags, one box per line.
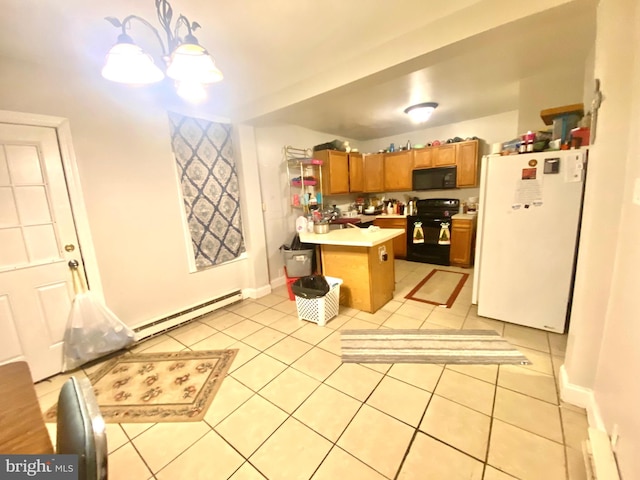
<box><xmin>291</xmin><ymin>275</ymin><xmax>343</xmax><ymax>326</ymax></box>
<box><xmin>280</xmin><ymin>234</ymin><xmax>315</xmax><ymax>277</ymax></box>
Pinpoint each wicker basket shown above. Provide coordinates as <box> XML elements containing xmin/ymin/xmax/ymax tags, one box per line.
<box><xmin>294</xmin><ymin>277</ymin><xmax>342</xmax><ymax>326</ymax></box>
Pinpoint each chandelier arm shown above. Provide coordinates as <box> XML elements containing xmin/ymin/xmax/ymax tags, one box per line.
<box><xmin>121</xmin><ymin>14</ymin><xmax>169</xmax><ymax>57</ymax></box>
<box><xmin>173</xmin><ymin>15</ymin><xmax>193</xmax><ymax>47</ymax></box>
<box><xmin>155</xmin><ymin>0</ymin><xmax>176</xmax><ymax>54</ymax></box>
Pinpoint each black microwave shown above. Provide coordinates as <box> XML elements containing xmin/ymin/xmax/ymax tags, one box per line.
<box><xmin>412</xmin><ymin>166</ymin><xmax>457</xmax><ymax>191</ymax></box>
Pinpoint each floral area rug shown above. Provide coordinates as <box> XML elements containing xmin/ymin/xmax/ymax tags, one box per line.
<box><xmin>46</xmin><ymin>349</ymin><xmax>237</xmax><ymax>423</ymax></box>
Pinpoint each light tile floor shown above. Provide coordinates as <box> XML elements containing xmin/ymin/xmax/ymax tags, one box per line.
<box><xmin>36</xmin><ymin>260</ymin><xmax>589</xmax><ymax>480</ymax></box>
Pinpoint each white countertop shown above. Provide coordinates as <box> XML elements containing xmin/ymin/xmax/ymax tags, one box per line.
<box><xmin>452</xmin><ymin>213</ymin><xmax>478</xmax><ymax>220</ymax></box>
<box><xmin>300</xmin><ymin>228</ymin><xmax>404</xmax><ymax>247</ymax></box>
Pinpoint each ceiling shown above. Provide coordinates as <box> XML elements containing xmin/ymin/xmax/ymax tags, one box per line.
<box><xmin>1</xmin><ymin>0</ymin><xmax>596</xmax><ymax>140</ymax></box>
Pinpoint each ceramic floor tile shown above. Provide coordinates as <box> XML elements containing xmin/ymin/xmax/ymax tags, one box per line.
<box><xmin>337</xmin><ymin>404</ymin><xmax>414</xmax><ymax>478</ymax></box>
<box><xmin>231</xmin><ymin>353</ymin><xmax>287</xmax><ymax>391</ymax></box>
<box><xmin>311</xmin><ymin>446</ymin><xmax>387</xmax><ymax>480</ymax></box>
<box><xmin>291</xmin><ymin>322</ymin><xmax>333</xmax><ymax>345</ymax></box>
<box><xmin>119</xmin><ymin>423</ymin><xmax>155</xmax><ymax>440</ymax></box>
<box><xmin>136</xmin><ymin>336</ymin><xmax>186</xmax><ymax>353</ymax></box>
<box><xmin>483</xmin><ymin>466</ymin><xmax>518</xmax><ymax>479</ymax></box>
<box><xmin>265</xmin><ymin>336</ymin><xmax>313</xmax><ymax>364</ymax></box>
<box><xmin>202</xmin><ymin>311</ymin><xmax>245</xmax><ymax>330</ymax></box>
<box><xmin>498</xmin><ymin>365</ymin><xmax>558</xmax><ymax>404</ymax></box>
<box><xmin>394</xmin><ymin>301</ymin><xmax>434</xmax><ymax>321</ymax></box>
<box><xmin>324</xmin><ymin>363</ymin><xmax>384</xmax><ymax>401</ymax></box>
<box><xmin>127</xmin><ymin>334</ymin><xmax>172</xmax><ymax>355</ymax></box>
<box><xmin>425</xmin><ymin>308</ymin><xmax>466</xmax><ymax>328</ymax></box>
<box><xmin>446</xmin><ymin>364</ymin><xmax>498</xmax><ymax>384</ymax></box>
<box><xmin>494</xmin><ymin>387</ymin><xmax>563</xmax><ymax>443</ymax></box>
<box><xmin>548</xmin><ymin>332</ymin><xmax>568</xmax><ymax>356</ymax></box>
<box><xmin>241</xmin><ymin>326</ymin><xmax>287</xmax><ymax>351</ymax></box>
<box><xmin>215</xmin><ymin>394</ymin><xmax>288</xmax><ymax>457</ymax></box>
<box><xmin>514</xmin><ymin>346</ymin><xmax>554</xmax><ymax>375</ymax></box>
<box><xmin>223</xmin><ymin>319</ymin><xmax>265</xmax><ymax>340</ymax></box>
<box><xmin>382</xmin><ymin>312</ymin><xmax>424</xmax><ymax>329</ymax></box>
<box><xmin>227</xmin><ymin>342</ymin><xmax>261</xmax><ymax>372</ymax></box>
<box><xmin>354</xmin><ymin>309</ymin><xmax>393</xmax><ymax>325</ymax></box>
<box><xmin>361</xmin><ymin>362</ymin><xmax>392</xmax><ymax>374</ymax></box>
<box><xmin>336</xmin><ymin>318</ymin><xmax>380</xmax><ymax>331</ymax></box>
<box><xmin>502</xmin><ymin>323</ymin><xmax>550</xmax><ymax>353</ymax></box>
<box><xmin>271</xmin><ymin>300</ymin><xmax>299</xmax><ymax>315</ymax></box>
<box><xmin>420</xmin><ymin>394</ymin><xmax>491</xmax><ymax>461</ymax></box>
<box><xmin>259</xmin><ymin>367</ymin><xmax>320</xmax><ymax>414</ymax></box>
<box><xmin>324</xmin><ymin>313</ymin><xmax>353</xmax><ymax>330</ymax></box>
<box><xmin>366</xmin><ymin>375</ymin><xmax>431</xmax><ymax>427</ymax></box>
<box><xmin>387</xmin><ymin>363</ymin><xmax>444</xmax><ymax>392</ymax></box>
<box><xmin>107</xmin><ymin>442</ymin><xmax>153</xmax><ymax>480</ymax></box>
<box><xmin>250</xmin><ymin>307</ymin><xmax>288</xmax><ymax>326</ymax></box>
<box><xmin>381</xmin><ymin>299</ymin><xmax>403</xmax><ymax>313</ymax></box>
<box><xmin>190</xmin><ymin>331</ymin><xmax>238</xmax><ymax>351</ymax></box>
<box><xmin>132</xmin><ymin>421</ymin><xmax>211</xmax><ymax>473</ymax></box>
<box><xmin>254</xmin><ymin>294</ymin><xmax>288</xmax><ymax>308</ymax></box>
<box><xmin>269</xmin><ymin>314</ymin><xmax>306</xmax><ymax>334</ymax></box>
<box><xmin>228</xmin><ymin>462</ymin><xmax>267</xmax><ymax>480</ymax></box>
<box><xmin>462</xmin><ymin>316</ymin><xmax>505</xmax><ymax>334</ymax></box>
<box><xmin>203</xmin><ymin>376</ymin><xmax>254</xmax><ymax>427</ymax></box>
<box><xmin>155</xmin><ymin>430</ymin><xmax>244</xmax><ymax>480</ymax></box>
<box><xmin>291</xmin><ymin>348</ymin><xmax>342</xmax><ymax>382</ymax></box>
<box><xmin>561</xmin><ymin>406</ymin><xmax>590</xmax><ymax>450</ymax></box>
<box><xmin>316</xmin><ymin>330</ymin><xmax>342</xmax><ymax>355</ymax></box>
<box><xmin>488</xmin><ymin>419</ymin><xmax>566</xmax><ymax>480</ymax></box>
<box><xmin>397</xmin><ymin>432</ymin><xmax>483</xmax><ymax>480</ymax></box>
<box><xmin>168</xmin><ymin>321</ymin><xmax>217</xmax><ymax>347</ymax></box>
<box><xmin>250</xmin><ymin>417</ymin><xmax>333</xmax><ymax>480</ymax></box>
<box><xmin>566</xmin><ymin>446</ymin><xmax>588</xmax><ymax>480</ymax></box>
<box><xmin>105</xmin><ymin>424</ymin><xmax>129</xmax><ymax>454</ymax></box>
<box><xmin>293</xmin><ymin>384</ymin><xmax>362</xmax><ymax>442</ymax></box>
<box><xmin>232</xmin><ymin>302</ymin><xmax>269</xmax><ymax>319</ymax></box>
<box><xmin>434</xmin><ymin>369</ymin><xmax>495</xmax><ymax>415</ymax></box>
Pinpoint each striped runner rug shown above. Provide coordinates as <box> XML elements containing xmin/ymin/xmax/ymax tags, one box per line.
<box><xmin>341</xmin><ymin>329</ymin><xmax>530</xmax><ymax>365</ymax></box>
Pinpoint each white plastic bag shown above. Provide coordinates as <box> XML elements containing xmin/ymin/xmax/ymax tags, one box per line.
<box><xmin>62</xmin><ymin>264</ymin><xmax>135</xmax><ymax>371</ymax></box>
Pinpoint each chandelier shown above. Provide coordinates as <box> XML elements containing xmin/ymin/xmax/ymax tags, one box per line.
<box><xmin>101</xmin><ymin>0</ymin><xmax>223</xmax><ymax>103</ymax></box>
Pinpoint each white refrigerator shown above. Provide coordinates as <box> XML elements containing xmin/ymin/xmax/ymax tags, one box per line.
<box><xmin>471</xmin><ymin>150</ymin><xmax>586</xmax><ymax>333</ymax></box>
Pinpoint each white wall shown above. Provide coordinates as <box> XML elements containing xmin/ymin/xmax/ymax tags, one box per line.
<box><xmin>563</xmin><ymin>0</ymin><xmax>640</xmax><ymax>477</ymax></box>
<box><xmin>0</xmin><ymin>58</ymin><xmax>270</xmax><ymax>328</ymax></box>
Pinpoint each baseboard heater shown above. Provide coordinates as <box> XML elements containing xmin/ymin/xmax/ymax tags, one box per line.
<box><xmin>133</xmin><ymin>290</ymin><xmax>242</xmax><ymax>341</ymax></box>
<box><xmin>582</xmin><ymin>428</ymin><xmax>620</xmax><ymax>480</ymax></box>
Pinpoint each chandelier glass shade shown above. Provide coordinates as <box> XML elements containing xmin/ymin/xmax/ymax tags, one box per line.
<box><xmin>404</xmin><ymin>102</ymin><xmax>439</xmax><ymax>123</ymax></box>
<box><xmin>101</xmin><ymin>0</ymin><xmax>222</xmax><ymax>102</ymax></box>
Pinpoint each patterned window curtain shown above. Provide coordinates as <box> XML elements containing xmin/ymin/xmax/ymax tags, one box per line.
<box><xmin>168</xmin><ymin>112</ymin><xmax>245</xmax><ymax>270</ymax></box>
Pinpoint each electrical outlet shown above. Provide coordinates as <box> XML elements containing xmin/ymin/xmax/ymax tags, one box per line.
<box><xmin>633</xmin><ymin>178</ymin><xmax>640</xmax><ymax>206</ymax></box>
<box><xmin>378</xmin><ymin>245</ymin><xmax>387</xmax><ymax>262</ymax></box>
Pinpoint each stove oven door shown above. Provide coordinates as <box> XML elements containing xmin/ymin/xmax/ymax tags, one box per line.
<box><xmin>406</xmin><ymin>216</ymin><xmax>451</xmax><ymax>265</ymax></box>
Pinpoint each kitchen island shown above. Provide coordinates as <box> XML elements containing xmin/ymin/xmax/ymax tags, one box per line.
<box><xmin>299</xmin><ymin>227</ymin><xmax>404</xmax><ymax>313</ymax></box>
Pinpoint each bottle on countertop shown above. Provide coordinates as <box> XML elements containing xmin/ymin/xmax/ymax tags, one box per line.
<box><xmin>406</xmin><ymin>139</ymin><xmax>411</xmax><ymax>150</ymax></box>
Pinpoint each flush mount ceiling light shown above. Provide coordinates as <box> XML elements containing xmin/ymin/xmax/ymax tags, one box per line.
<box><xmin>404</xmin><ymin>102</ymin><xmax>439</xmax><ymax>123</ymax></box>
<box><xmin>101</xmin><ymin>0</ymin><xmax>223</xmax><ymax>103</ymax></box>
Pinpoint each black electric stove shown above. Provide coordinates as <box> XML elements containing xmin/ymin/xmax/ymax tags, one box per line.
<box><xmin>406</xmin><ymin>198</ymin><xmax>459</xmax><ymax>265</ymax></box>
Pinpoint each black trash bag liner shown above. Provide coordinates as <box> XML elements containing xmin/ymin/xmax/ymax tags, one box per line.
<box><xmin>292</xmin><ymin>275</ymin><xmax>330</xmax><ymax>299</ymax></box>
<box><xmin>280</xmin><ymin>233</ymin><xmax>314</xmax><ymax>251</ymax></box>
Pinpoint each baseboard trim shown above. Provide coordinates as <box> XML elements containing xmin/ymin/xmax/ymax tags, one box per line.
<box><xmin>559</xmin><ymin>365</ymin><xmax>605</xmax><ymax>431</ymax></box>
<box><xmin>271</xmin><ymin>275</ymin><xmax>286</xmax><ymax>289</ymax></box>
<box><xmin>133</xmin><ymin>290</ymin><xmax>242</xmax><ymax>340</ymax></box>
<box><xmin>242</xmin><ymin>284</ymin><xmax>272</xmax><ymax>299</ymax></box>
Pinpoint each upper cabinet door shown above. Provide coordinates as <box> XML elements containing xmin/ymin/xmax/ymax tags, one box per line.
<box><xmin>413</xmin><ymin>148</ymin><xmax>433</xmax><ymax>168</ymax></box>
<box><xmin>434</xmin><ymin>144</ymin><xmax>456</xmax><ymax>166</ymax></box>
<box><xmin>316</xmin><ymin>150</ymin><xmax>350</xmax><ymax>194</ymax></box>
<box><xmin>455</xmin><ymin>141</ymin><xmax>479</xmax><ymax>187</ymax></box>
<box><xmin>349</xmin><ymin>153</ymin><xmax>364</xmax><ymax>192</ymax></box>
<box><xmin>383</xmin><ymin>150</ymin><xmax>413</xmax><ymax>191</ymax></box>
<box><xmin>363</xmin><ymin>153</ymin><xmax>384</xmax><ymax>192</ymax></box>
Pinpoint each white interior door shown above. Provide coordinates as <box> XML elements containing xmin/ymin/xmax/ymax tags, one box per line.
<box><xmin>0</xmin><ymin>123</ymin><xmax>81</xmax><ymax>381</ymax></box>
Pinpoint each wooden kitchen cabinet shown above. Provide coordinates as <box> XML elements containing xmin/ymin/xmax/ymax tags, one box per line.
<box><xmin>373</xmin><ymin>217</ymin><xmax>407</xmax><ymax>259</ymax></box>
<box><xmin>315</xmin><ymin>150</ymin><xmax>350</xmax><ymax>194</ymax></box>
<box><xmin>434</xmin><ymin>144</ymin><xmax>456</xmax><ymax>166</ymax></box>
<box><xmin>348</xmin><ymin>153</ymin><xmax>364</xmax><ymax>192</ymax></box>
<box><xmin>383</xmin><ymin>150</ymin><xmax>413</xmax><ymax>191</ymax></box>
<box><xmin>456</xmin><ymin>140</ymin><xmax>479</xmax><ymax>187</ymax></box>
<box><xmin>413</xmin><ymin>148</ymin><xmax>433</xmax><ymax>168</ymax></box>
<box><xmin>450</xmin><ymin>217</ymin><xmax>476</xmax><ymax>267</ymax></box>
<box><xmin>363</xmin><ymin>153</ymin><xmax>384</xmax><ymax>192</ymax></box>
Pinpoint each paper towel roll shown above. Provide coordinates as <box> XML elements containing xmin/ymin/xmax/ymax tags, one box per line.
<box><xmin>491</xmin><ymin>143</ymin><xmax>502</xmax><ymax>154</ymax></box>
